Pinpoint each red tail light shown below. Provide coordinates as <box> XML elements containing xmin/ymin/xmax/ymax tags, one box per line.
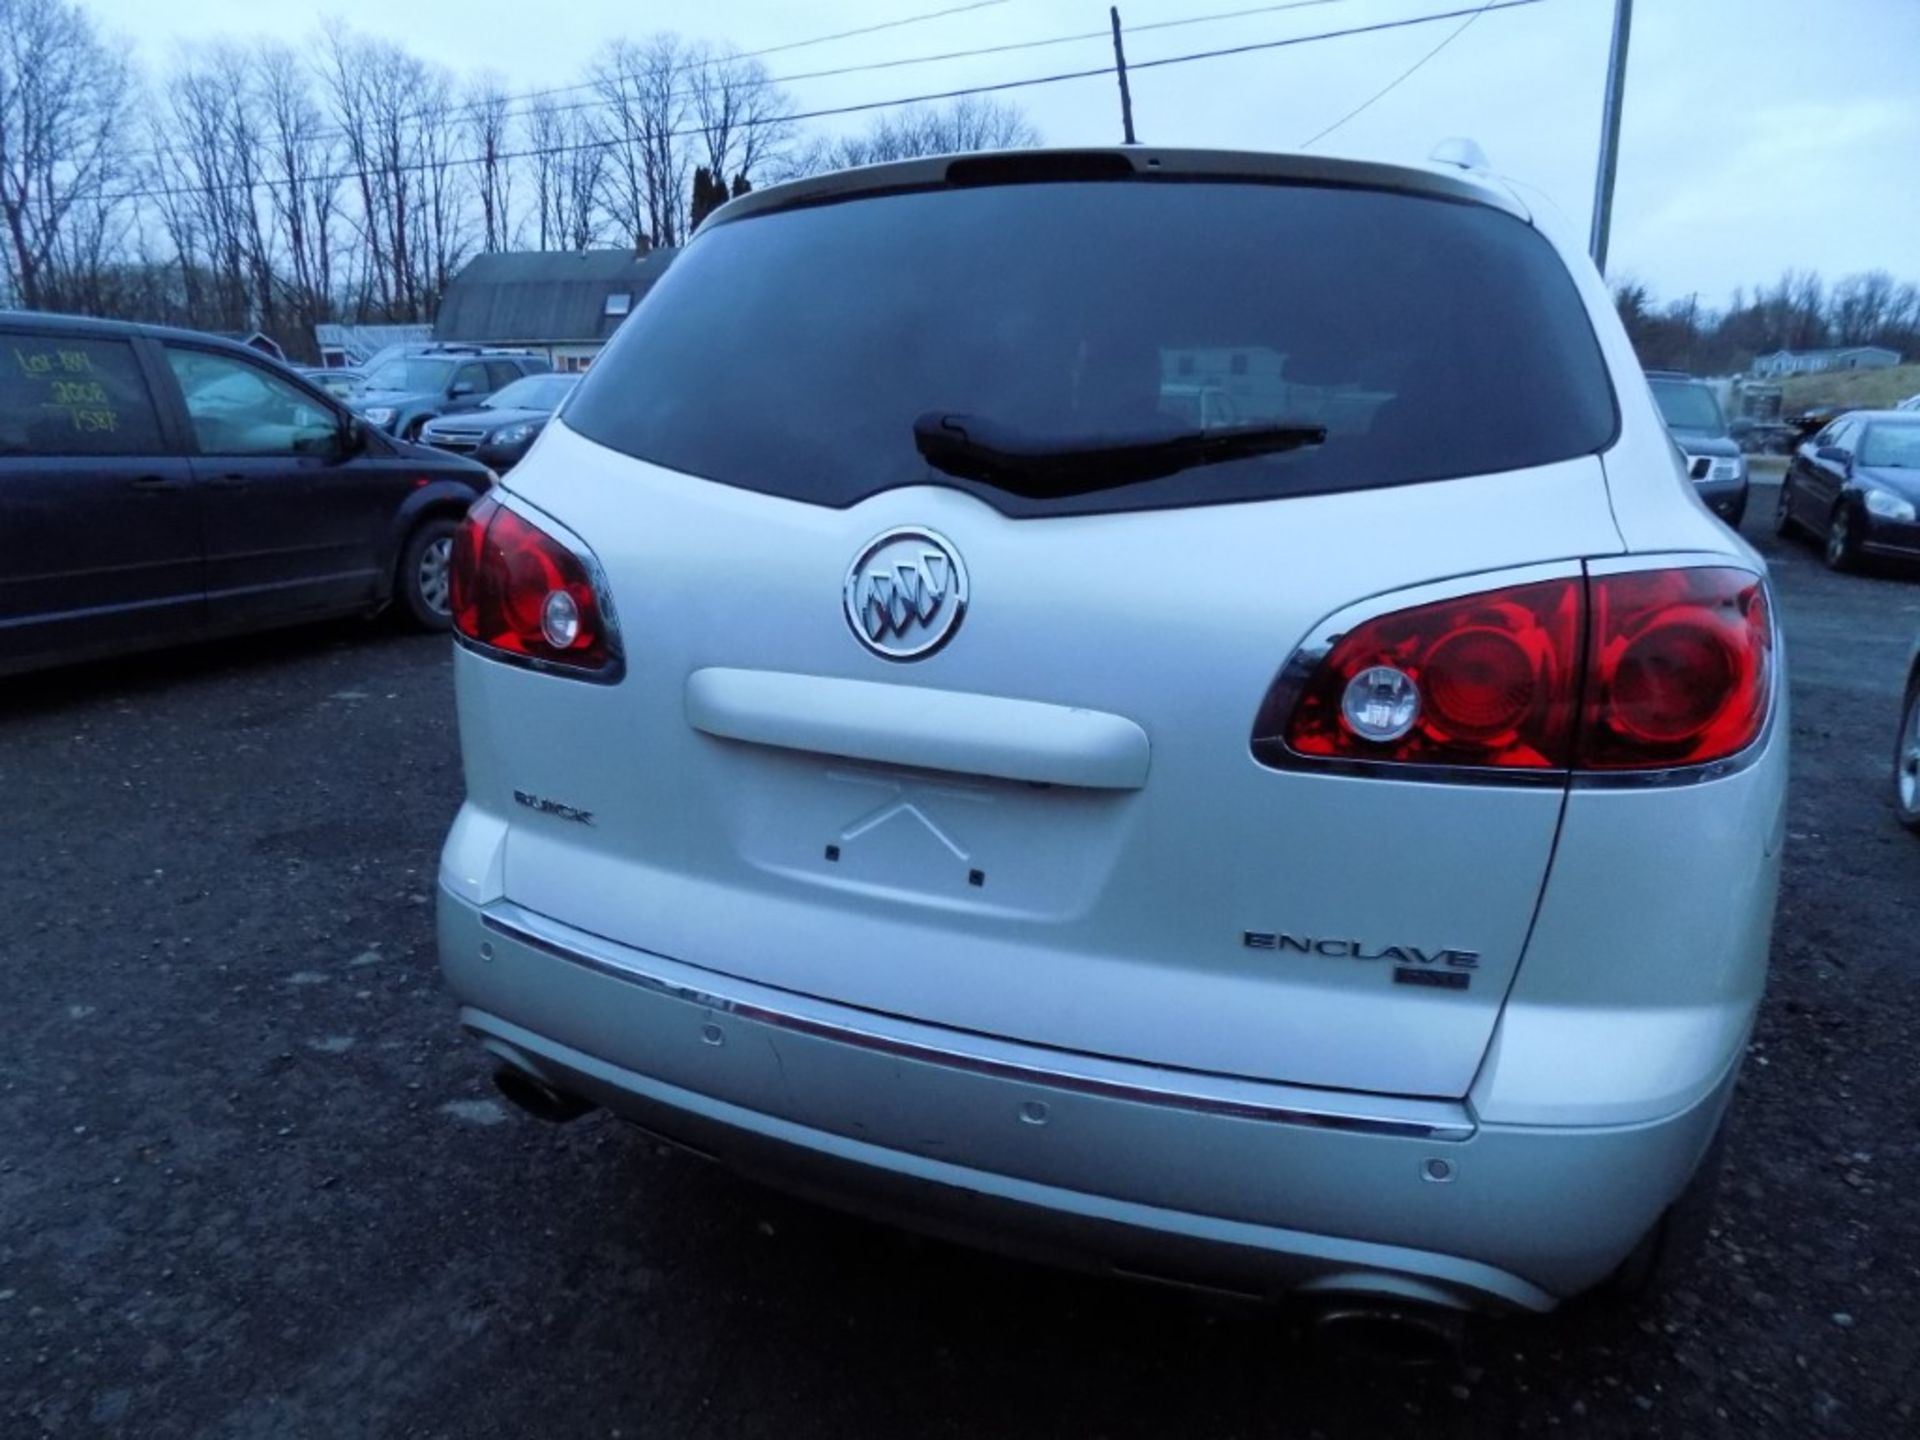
<box><xmin>1580</xmin><ymin>567</ymin><xmax>1772</xmax><ymax>769</ymax></box>
<box><xmin>1280</xmin><ymin>579</ymin><xmax>1582</xmax><ymax>770</ymax></box>
<box><xmin>1262</xmin><ymin>566</ymin><xmax>1772</xmax><ymax>777</ymax></box>
<box><xmin>449</xmin><ymin>494</ymin><xmax>620</xmax><ymax>679</ymax></box>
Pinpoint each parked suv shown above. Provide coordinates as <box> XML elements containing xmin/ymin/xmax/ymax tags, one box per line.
<box><xmin>0</xmin><ymin>312</ymin><xmax>491</xmax><ymax>677</ymax></box>
<box><xmin>436</xmin><ymin>149</ymin><xmax>1786</xmax><ymax>1322</ymax></box>
<box><xmin>1647</xmin><ymin>371</ymin><xmax>1749</xmax><ymax>526</ymax></box>
<box><xmin>353</xmin><ymin>349</ymin><xmax>549</xmax><ymax>441</ymax></box>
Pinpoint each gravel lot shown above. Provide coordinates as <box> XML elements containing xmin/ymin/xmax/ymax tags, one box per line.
<box><xmin>4</xmin><ymin>486</ymin><xmax>1918</xmax><ymax>1438</ymax></box>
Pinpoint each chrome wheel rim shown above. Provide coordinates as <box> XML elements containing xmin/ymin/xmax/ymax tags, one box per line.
<box><xmin>1827</xmin><ymin>510</ymin><xmax>1849</xmax><ymax>566</ymax></box>
<box><xmin>418</xmin><ymin>536</ymin><xmax>453</xmax><ymax>616</ymax></box>
<box><xmin>1900</xmin><ymin>697</ymin><xmax>1920</xmax><ymax>816</ymax></box>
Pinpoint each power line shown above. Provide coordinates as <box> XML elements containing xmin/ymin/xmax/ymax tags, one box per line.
<box><xmin>148</xmin><ymin>0</ymin><xmax>1359</xmax><ymax>165</ymax></box>
<box><xmin>480</xmin><ymin>0</ymin><xmax>1358</xmax><ymax>136</ymax></box>
<box><xmin>1299</xmin><ymin>0</ymin><xmax>1504</xmax><ymax>148</ymax></box>
<box><xmin>408</xmin><ymin>0</ymin><xmax>1017</xmax><ymax>130</ymax></box>
<box><xmin>104</xmin><ymin>1</ymin><xmax>1548</xmax><ymax>209</ymax></box>
<box><xmin>157</xmin><ymin>0</ymin><xmax>1017</xmax><ymax>161</ymax></box>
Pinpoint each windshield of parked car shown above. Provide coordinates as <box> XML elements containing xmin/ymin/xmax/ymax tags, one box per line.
<box><xmin>364</xmin><ymin>357</ymin><xmax>453</xmax><ymax>393</ymax></box>
<box><xmin>565</xmin><ymin>178</ymin><xmax>1617</xmax><ymax>516</ymax></box>
<box><xmin>1859</xmin><ymin>422</ymin><xmax>1920</xmax><ymax>468</ymax></box>
<box><xmin>1649</xmin><ymin>379</ymin><xmax>1727</xmax><ymax>434</ymax></box>
<box><xmin>485</xmin><ymin>375</ymin><xmax>576</xmax><ymax>412</ymax></box>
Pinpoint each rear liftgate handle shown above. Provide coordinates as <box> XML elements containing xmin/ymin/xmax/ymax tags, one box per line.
<box><xmin>683</xmin><ymin>668</ymin><xmax>1151</xmax><ymax>791</ymax></box>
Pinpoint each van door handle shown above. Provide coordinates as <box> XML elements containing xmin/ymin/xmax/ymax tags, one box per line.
<box><xmin>128</xmin><ymin>474</ymin><xmax>184</xmax><ymax>492</ymax></box>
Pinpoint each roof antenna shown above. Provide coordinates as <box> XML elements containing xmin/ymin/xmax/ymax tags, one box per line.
<box><xmin>1429</xmin><ymin>138</ymin><xmax>1491</xmax><ymax>172</ymax></box>
<box><xmin>1110</xmin><ymin>8</ymin><xmax>1138</xmax><ymax>144</ymax></box>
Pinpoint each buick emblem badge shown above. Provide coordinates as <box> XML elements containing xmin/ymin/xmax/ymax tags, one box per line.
<box><xmin>843</xmin><ymin>528</ymin><xmax>969</xmax><ymax>661</ymax></box>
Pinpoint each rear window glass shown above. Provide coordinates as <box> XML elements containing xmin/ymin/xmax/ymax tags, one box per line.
<box><xmin>566</xmin><ymin>179</ymin><xmax>1617</xmax><ymax>515</ymax></box>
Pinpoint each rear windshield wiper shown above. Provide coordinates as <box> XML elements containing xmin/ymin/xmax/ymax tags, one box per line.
<box><xmin>913</xmin><ymin>412</ymin><xmax>1328</xmax><ymax>498</ymax></box>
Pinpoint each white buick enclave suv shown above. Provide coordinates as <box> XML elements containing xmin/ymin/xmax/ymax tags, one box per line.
<box><xmin>435</xmin><ymin>148</ymin><xmax>1786</xmax><ymax>1321</ymax></box>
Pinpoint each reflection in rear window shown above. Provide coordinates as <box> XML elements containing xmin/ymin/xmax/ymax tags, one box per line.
<box><xmin>565</xmin><ymin>179</ymin><xmax>1617</xmax><ymax>516</ymax></box>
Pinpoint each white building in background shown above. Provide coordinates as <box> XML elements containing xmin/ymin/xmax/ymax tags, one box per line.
<box><xmin>1751</xmin><ymin>346</ymin><xmax>1902</xmax><ymax>378</ymax></box>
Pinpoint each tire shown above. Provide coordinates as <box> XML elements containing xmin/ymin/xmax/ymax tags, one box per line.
<box><xmin>1600</xmin><ymin>1110</ymin><xmax>1731</xmax><ymax>1300</ymax></box>
<box><xmin>1772</xmin><ymin>478</ymin><xmax>1798</xmax><ymax>538</ymax></box>
<box><xmin>1895</xmin><ymin>680</ymin><xmax>1920</xmax><ymax>833</ymax></box>
<box><xmin>1825</xmin><ymin>503</ymin><xmax>1860</xmax><ymax>572</ymax></box>
<box><xmin>403</xmin><ymin>416</ymin><xmax>428</xmax><ymax>443</ymax></box>
<box><xmin>397</xmin><ymin>517</ymin><xmax>458</xmax><ymax>630</ymax></box>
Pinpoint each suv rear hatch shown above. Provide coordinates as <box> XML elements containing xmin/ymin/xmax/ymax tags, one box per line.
<box><xmin>477</xmin><ymin>154</ymin><xmax>1624</xmax><ymax>1099</ymax></box>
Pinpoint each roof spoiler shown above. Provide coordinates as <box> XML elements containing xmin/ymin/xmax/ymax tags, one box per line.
<box><xmin>1429</xmin><ymin>138</ymin><xmax>1492</xmax><ymax>172</ymax></box>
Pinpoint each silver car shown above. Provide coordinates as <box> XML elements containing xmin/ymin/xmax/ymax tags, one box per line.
<box><xmin>435</xmin><ymin>148</ymin><xmax>1786</xmax><ymax>1326</ymax></box>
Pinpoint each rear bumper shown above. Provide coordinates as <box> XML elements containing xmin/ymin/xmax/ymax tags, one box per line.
<box><xmin>438</xmin><ymin>888</ymin><xmax>1739</xmax><ymax>1313</ymax></box>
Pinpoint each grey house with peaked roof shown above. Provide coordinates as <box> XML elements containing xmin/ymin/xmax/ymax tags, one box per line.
<box><xmin>433</xmin><ymin>249</ymin><xmax>677</xmax><ymax>372</ymax></box>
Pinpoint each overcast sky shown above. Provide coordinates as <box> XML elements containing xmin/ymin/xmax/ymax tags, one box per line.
<box><xmin>88</xmin><ymin>0</ymin><xmax>1920</xmax><ymax>305</ymax></box>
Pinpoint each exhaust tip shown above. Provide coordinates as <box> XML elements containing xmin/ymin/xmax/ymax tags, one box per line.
<box><xmin>1310</xmin><ymin>1305</ymin><xmax>1464</xmax><ymax>1369</ymax></box>
<box><xmin>492</xmin><ymin>1065</ymin><xmax>595</xmax><ymax>1124</ymax></box>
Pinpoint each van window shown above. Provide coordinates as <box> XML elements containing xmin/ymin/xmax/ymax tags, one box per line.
<box><xmin>0</xmin><ymin>334</ymin><xmax>166</xmax><ymax>457</ymax></box>
<box><xmin>565</xmin><ymin>179</ymin><xmax>1618</xmax><ymax>516</ymax></box>
<box><xmin>164</xmin><ymin>347</ymin><xmax>340</xmax><ymax>457</ymax></box>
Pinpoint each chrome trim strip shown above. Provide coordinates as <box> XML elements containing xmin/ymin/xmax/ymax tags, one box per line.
<box><xmin>476</xmin><ymin>900</ymin><xmax>1477</xmax><ymax>1142</ymax></box>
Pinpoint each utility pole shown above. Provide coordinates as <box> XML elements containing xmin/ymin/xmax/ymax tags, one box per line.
<box><xmin>1110</xmin><ymin>7</ymin><xmax>1137</xmax><ymax>145</ymax></box>
<box><xmin>1588</xmin><ymin>0</ymin><xmax>1633</xmax><ymax>274</ymax></box>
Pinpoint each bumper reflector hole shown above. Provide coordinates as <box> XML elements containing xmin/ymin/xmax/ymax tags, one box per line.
<box><xmin>1019</xmin><ymin>1100</ymin><xmax>1049</xmax><ymax>1126</ymax></box>
<box><xmin>701</xmin><ymin>1023</ymin><xmax>724</xmax><ymax>1047</ymax></box>
<box><xmin>968</xmin><ymin>869</ymin><xmax>985</xmax><ymax>887</ymax></box>
<box><xmin>824</xmin><ymin>845</ymin><xmax>841</xmax><ymax>862</ymax></box>
<box><xmin>1422</xmin><ymin>1157</ymin><xmax>1455</xmax><ymax>1183</ymax></box>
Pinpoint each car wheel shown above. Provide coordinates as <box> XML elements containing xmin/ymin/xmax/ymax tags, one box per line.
<box><xmin>398</xmin><ymin>517</ymin><xmax>458</xmax><ymax>630</ymax></box>
<box><xmin>1772</xmin><ymin>478</ymin><xmax>1798</xmax><ymax>538</ymax></box>
<box><xmin>1824</xmin><ymin>504</ymin><xmax>1860</xmax><ymax>572</ymax></box>
<box><xmin>1896</xmin><ymin>680</ymin><xmax>1920</xmax><ymax>833</ymax></box>
<box><xmin>403</xmin><ymin>416</ymin><xmax>428</xmax><ymax>443</ymax></box>
<box><xmin>1599</xmin><ymin>1109</ymin><xmax>1730</xmax><ymax>1301</ymax></box>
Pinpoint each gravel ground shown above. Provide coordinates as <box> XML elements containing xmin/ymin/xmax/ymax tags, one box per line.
<box><xmin>3</xmin><ymin>488</ymin><xmax>1918</xmax><ymax>1438</ymax></box>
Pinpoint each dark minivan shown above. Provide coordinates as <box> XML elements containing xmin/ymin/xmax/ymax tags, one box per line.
<box><xmin>0</xmin><ymin>313</ymin><xmax>492</xmax><ymax>678</ymax></box>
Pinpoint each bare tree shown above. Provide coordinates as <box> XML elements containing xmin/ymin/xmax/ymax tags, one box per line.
<box><xmin>530</xmin><ymin>97</ymin><xmax>604</xmax><ymax>253</ymax></box>
<box><xmin>163</xmin><ymin>46</ymin><xmax>275</xmax><ymax>334</ymax></box>
<box><xmin>466</xmin><ymin>74</ymin><xmax>513</xmax><ymax>253</ymax></box>
<box><xmin>1829</xmin><ymin>271</ymin><xmax>1900</xmax><ymax>347</ymax></box>
<box><xmin>592</xmin><ymin>34</ymin><xmax>690</xmax><ymax>250</ymax></box>
<box><xmin>0</xmin><ymin>0</ymin><xmax>136</xmax><ymax>308</ymax></box>
<box><xmin>415</xmin><ymin>73</ymin><xmax>471</xmax><ymax>307</ymax></box>
<box><xmin>257</xmin><ymin>41</ymin><xmax>341</xmax><ymax>342</ymax></box>
<box><xmin>686</xmin><ymin>45</ymin><xmax>794</xmax><ymax>198</ymax></box>
<box><xmin>319</xmin><ymin>25</ymin><xmax>464</xmax><ymax>321</ymax></box>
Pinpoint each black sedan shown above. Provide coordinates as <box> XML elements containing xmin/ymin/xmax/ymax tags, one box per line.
<box><xmin>419</xmin><ymin>373</ymin><xmax>578</xmax><ymax>472</ymax></box>
<box><xmin>0</xmin><ymin>311</ymin><xmax>493</xmax><ymax>678</ymax></box>
<box><xmin>1775</xmin><ymin>411</ymin><xmax>1920</xmax><ymax>571</ymax></box>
